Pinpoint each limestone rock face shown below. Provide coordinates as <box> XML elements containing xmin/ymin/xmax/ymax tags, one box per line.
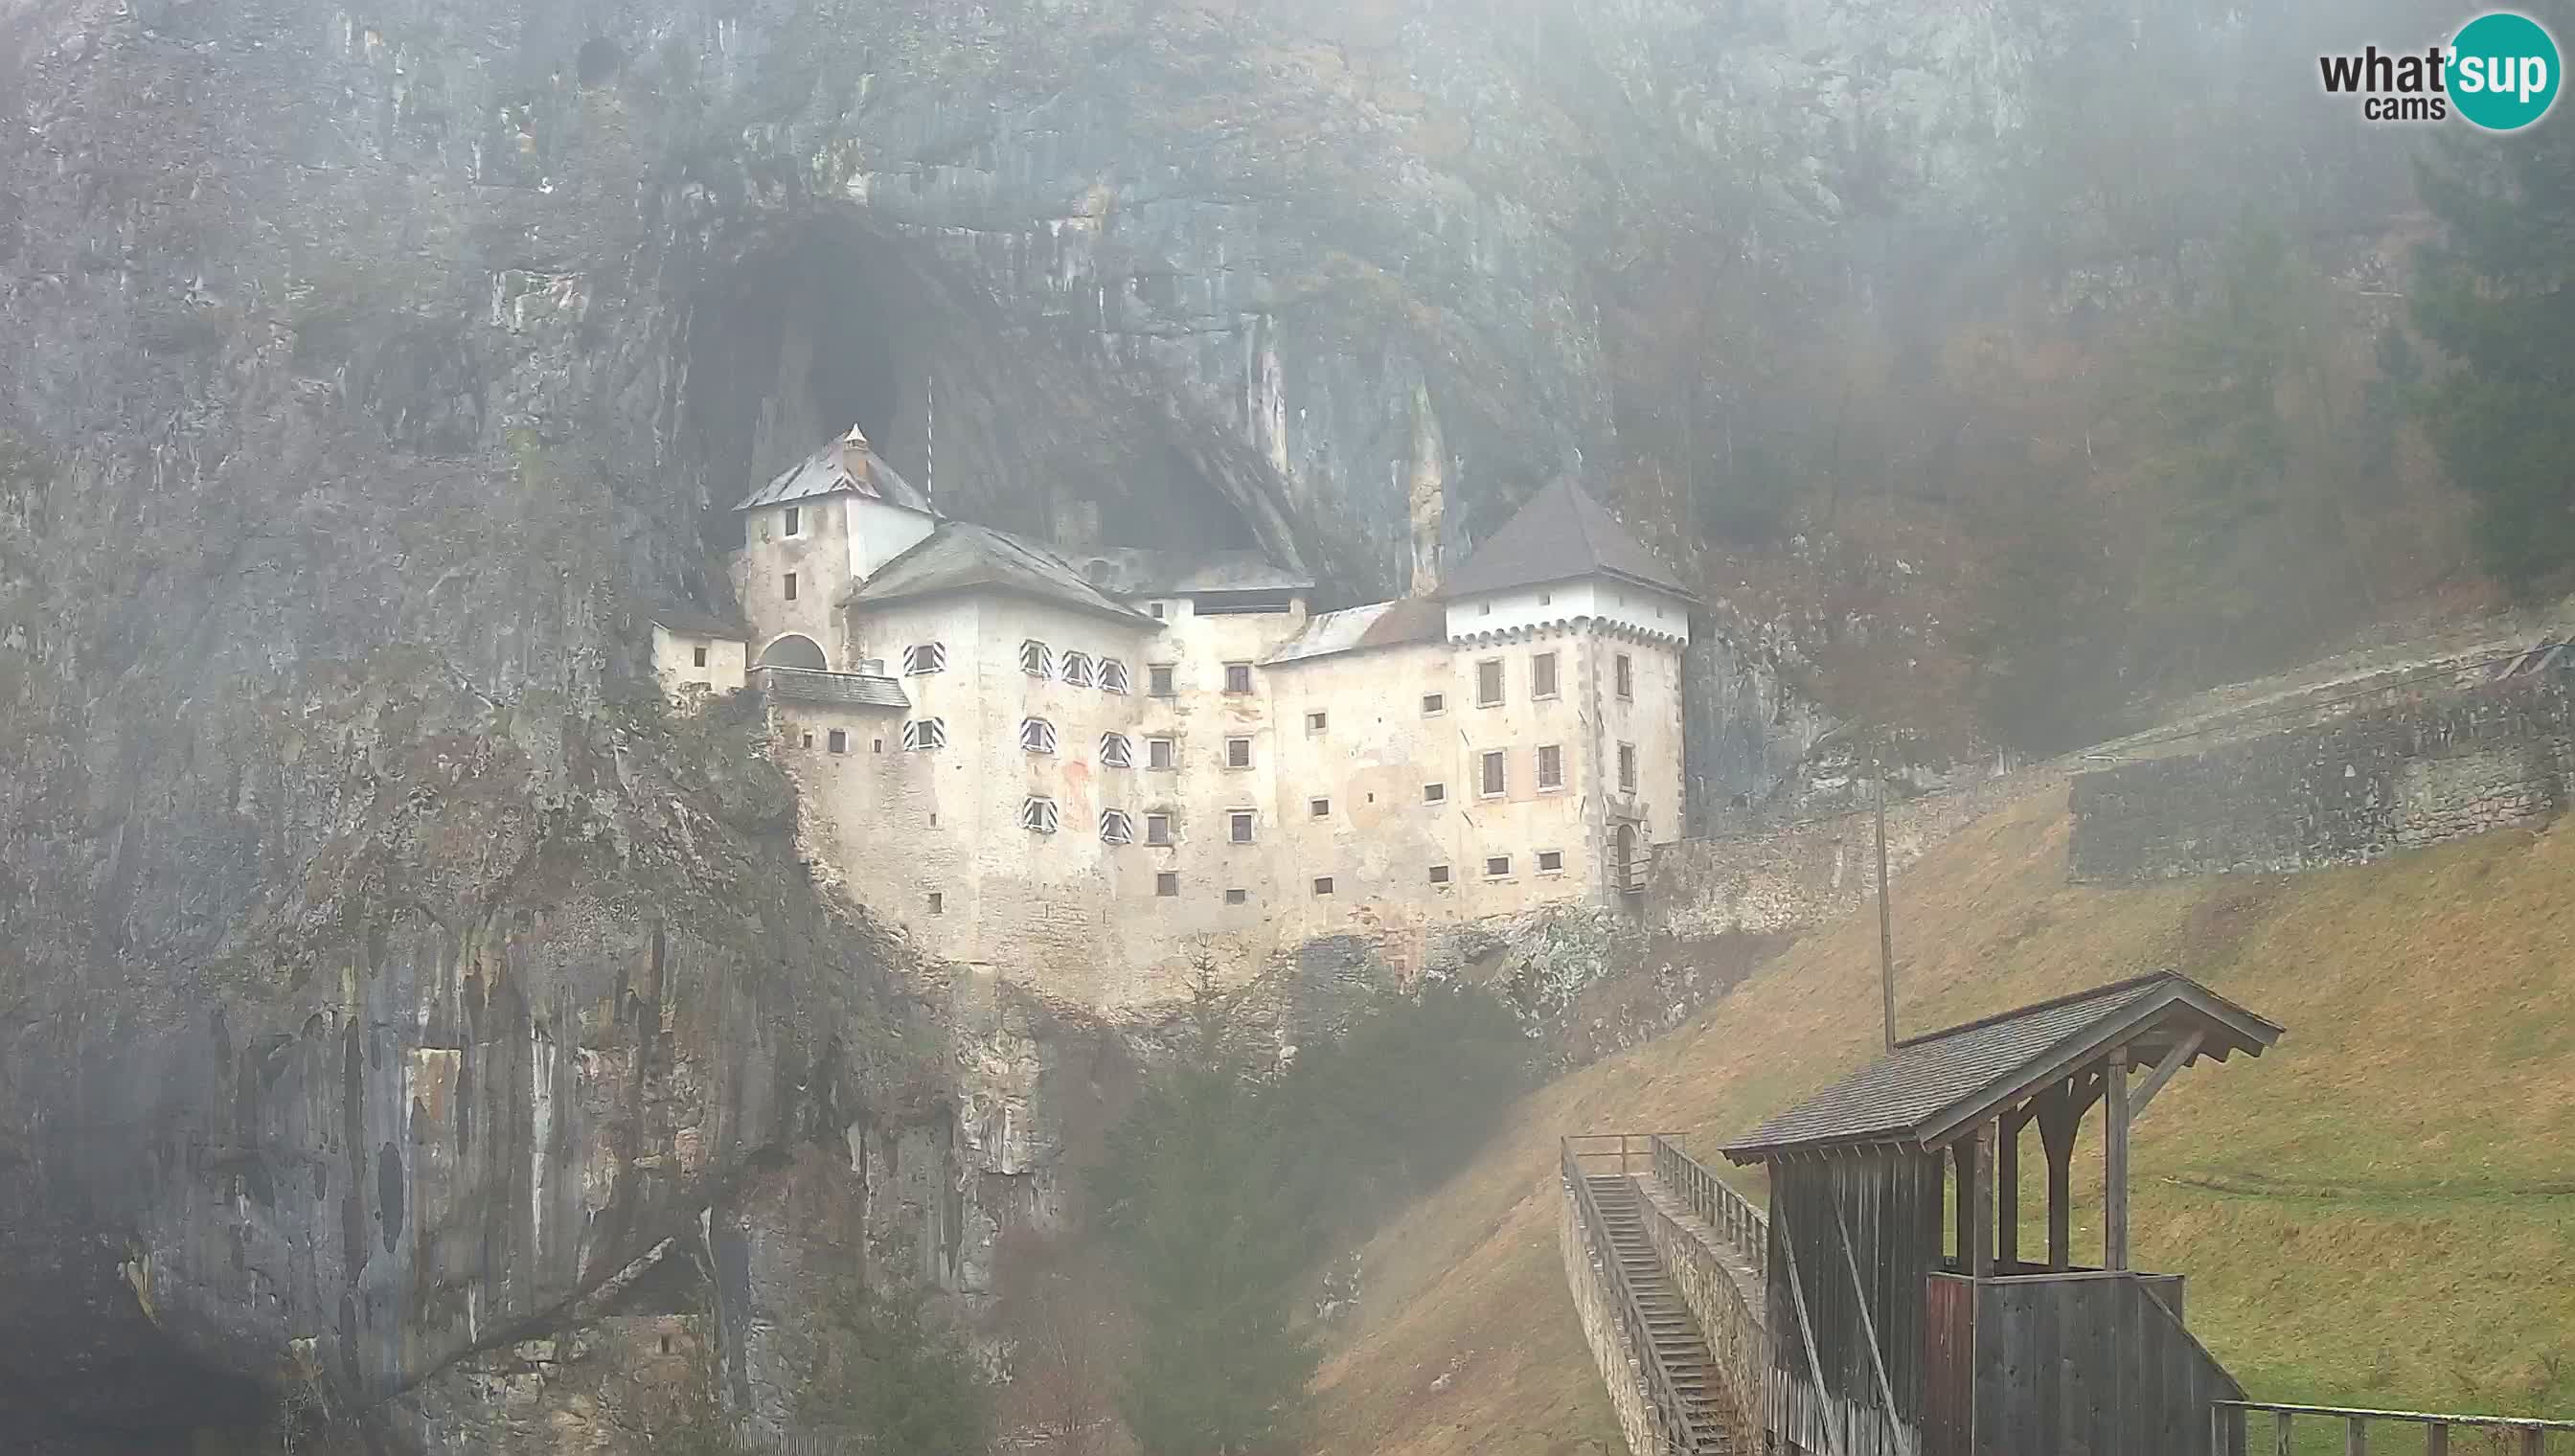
<box><xmin>0</xmin><ymin>0</ymin><xmax>2040</xmax><ymax>1447</ymax></box>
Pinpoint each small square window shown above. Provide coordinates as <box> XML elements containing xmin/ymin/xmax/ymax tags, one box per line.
<box><xmin>1533</xmin><ymin>651</ymin><xmax>1559</xmax><ymax>700</ymax></box>
<box><xmin>1423</xmin><ymin>692</ymin><xmax>1445</xmax><ymax>717</ymax></box>
<box><xmin>1156</xmin><ymin>872</ymin><xmax>1179</xmax><ymax>898</ymax></box>
<box><xmin>1424</xmin><ymin>782</ymin><xmax>1447</xmax><ymax>804</ymax></box>
<box><xmin>1151</xmin><ymin>602</ymin><xmax>1167</xmax><ymax>619</ymax></box>
<box><xmin>1537</xmin><ymin>743</ymin><xmax>1563</xmax><ymax>791</ymax></box>
<box><xmin>784</xmin><ymin>572</ymin><xmax>798</xmax><ymax>602</ymax></box>
<box><xmin>1224</xmin><ymin>662</ymin><xmax>1253</xmax><ymax>694</ymax></box>
<box><xmin>827</xmin><ymin>729</ymin><xmax>848</xmax><ymax>754</ymax></box>
<box><xmin>1311</xmin><ymin>876</ymin><xmax>1334</xmax><ymax>897</ymax></box>
<box><xmin>871</xmin><ymin>738</ymin><xmax>883</xmax><ymax>754</ymax></box>
<box><xmin>1225</xmin><ymin>737</ymin><xmax>1252</xmax><ymax>770</ymax></box>
<box><xmin>1225</xmin><ymin>888</ymin><xmax>1248</xmax><ymax>904</ymax></box>
<box><xmin>693</xmin><ymin>645</ymin><xmax>709</xmax><ymax>668</ymax></box>
<box><xmin>1307</xmin><ymin>711</ymin><xmax>1328</xmax><ymax>733</ymax></box>
<box><xmin>1428</xmin><ymin>864</ymin><xmax>1452</xmax><ymax>885</ymax></box>
<box><xmin>784</xmin><ymin>505</ymin><xmax>801</xmax><ymax>536</ymax></box>
<box><xmin>1148</xmin><ymin>737</ymin><xmax>1176</xmax><ymax>770</ymax></box>
<box><xmin>927</xmin><ymin>892</ymin><xmax>945</xmax><ymax>916</ymax></box>
<box><xmin>1479</xmin><ymin>601</ymin><xmax>1493</xmax><ymax>616</ymax></box>
<box><xmin>1480</xmin><ymin>750</ymin><xmax>1507</xmax><ymax>798</ymax></box>
<box><xmin>1485</xmin><ymin>855</ymin><xmax>1512</xmax><ymax>878</ymax></box>
<box><xmin>1538</xmin><ymin>850</ymin><xmax>1565</xmax><ymax>874</ymax></box>
<box><xmin>1149</xmin><ymin>664</ymin><xmax>1176</xmax><ymax>697</ymax></box>
<box><xmin>800</xmin><ymin>731</ymin><xmax>813</xmax><ymax>749</ymax></box>
<box><xmin>1615</xmin><ymin>652</ymin><xmax>1634</xmax><ymax>700</ymax></box>
<box><xmin>1146</xmin><ymin>812</ymin><xmax>1174</xmax><ymax>846</ymax></box>
<box><xmin>1476</xmin><ymin>659</ymin><xmax>1504</xmax><ymax>707</ymax></box>
<box><xmin>903</xmin><ymin>643</ymin><xmax>947</xmax><ymax>675</ymax></box>
<box><xmin>1538</xmin><ymin>590</ymin><xmax>1552</xmax><ymax>606</ymax></box>
<box><xmin>1229</xmin><ymin>810</ymin><xmax>1255</xmax><ymax>844</ymax></box>
<box><xmin>1099</xmin><ymin>659</ymin><xmax>1130</xmax><ymax>694</ymax></box>
<box><xmin>1310</xmin><ymin>798</ymin><xmax>1331</xmax><ymax>818</ymax></box>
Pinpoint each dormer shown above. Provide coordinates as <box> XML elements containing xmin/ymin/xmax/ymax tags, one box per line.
<box><xmin>1439</xmin><ymin>478</ymin><xmax>1696</xmax><ymax>645</ymax></box>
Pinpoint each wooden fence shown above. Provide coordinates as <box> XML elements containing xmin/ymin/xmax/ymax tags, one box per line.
<box><xmin>2214</xmin><ymin>1401</ymin><xmax>2575</xmax><ymax>1454</ymax></box>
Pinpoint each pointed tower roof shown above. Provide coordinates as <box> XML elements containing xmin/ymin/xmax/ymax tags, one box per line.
<box><xmin>1440</xmin><ymin>478</ymin><xmax>1697</xmax><ymax>603</ymax></box>
<box><xmin>733</xmin><ymin>425</ymin><xmax>930</xmax><ymax>514</ymax></box>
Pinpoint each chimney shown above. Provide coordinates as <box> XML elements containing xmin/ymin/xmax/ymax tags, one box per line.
<box><xmin>1406</xmin><ymin>385</ymin><xmax>1445</xmax><ymax>598</ymax></box>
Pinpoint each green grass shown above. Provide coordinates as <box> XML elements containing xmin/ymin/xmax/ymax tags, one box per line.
<box><xmin>1310</xmin><ymin>792</ymin><xmax>2575</xmax><ymax>1455</ymax></box>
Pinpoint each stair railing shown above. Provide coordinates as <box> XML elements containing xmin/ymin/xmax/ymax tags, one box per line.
<box><xmin>1648</xmin><ymin>1134</ymin><xmax>1767</xmax><ymax>1288</ymax></box>
<box><xmin>1561</xmin><ymin>1137</ymin><xmax>1718</xmax><ymax>1454</ymax></box>
<box><xmin>2212</xmin><ymin>1401</ymin><xmax>2574</xmax><ymax>1455</ymax></box>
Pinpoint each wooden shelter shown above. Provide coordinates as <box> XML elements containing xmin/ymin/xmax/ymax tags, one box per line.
<box><xmin>1720</xmin><ymin>971</ymin><xmax>2283</xmax><ymax>1456</ymax></box>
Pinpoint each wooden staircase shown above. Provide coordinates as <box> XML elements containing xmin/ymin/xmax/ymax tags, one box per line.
<box><xmin>1584</xmin><ymin>1173</ymin><xmax>1735</xmax><ymax>1453</ymax></box>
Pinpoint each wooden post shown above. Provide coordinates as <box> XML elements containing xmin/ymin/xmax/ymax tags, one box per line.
<box><xmin>1971</xmin><ymin>1121</ymin><xmax>1996</xmax><ymax>1277</ymax></box>
<box><xmin>1952</xmin><ymin>1137</ymin><xmax>1978</xmax><ymax>1271</ymax></box>
<box><xmin>2039</xmin><ymin>1081</ymin><xmax>2079</xmax><ymax>1272</ymax></box>
<box><xmin>2106</xmin><ymin>1052</ymin><xmax>2132</xmax><ymax>1272</ymax></box>
<box><xmin>1997</xmin><ymin>1110</ymin><xmax>2021</xmax><ymax>1271</ymax></box>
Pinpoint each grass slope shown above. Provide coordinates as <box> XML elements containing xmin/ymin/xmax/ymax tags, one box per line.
<box><xmin>1310</xmin><ymin>788</ymin><xmax>2575</xmax><ymax>1455</ymax></box>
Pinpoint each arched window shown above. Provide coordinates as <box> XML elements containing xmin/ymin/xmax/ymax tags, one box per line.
<box><xmin>1020</xmin><ymin>717</ymin><xmax>1058</xmax><ymax>754</ymax></box>
<box><xmin>1060</xmin><ymin>651</ymin><xmax>1095</xmax><ymax>688</ymax></box>
<box><xmin>1020</xmin><ymin>797</ymin><xmax>1060</xmax><ymax>834</ymax></box>
<box><xmin>759</xmin><ymin>634</ymin><xmax>829</xmax><ymax>671</ymax></box>
<box><xmin>1099</xmin><ymin>808</ymin><xmax>1134</xmax><ymax>845</ymax></box>
<box><xmin>1100</xmin><ymin>733</ymin><xmax>1134</xmax><ymax>768</ymax></box>
<box><xmin>1098</xmin><ymin>658</ymin><xmax>1130</xmax><ymax>694</ymax></box>
<box><xmin>1019</xmin><ymin>639</ymin><xmax>1053</xmax><ymax>678</ymax></box>
<box><xmin>901</xmin><ymin>718</ymin><xmax>946</xmax><ymax>751</ymax></box>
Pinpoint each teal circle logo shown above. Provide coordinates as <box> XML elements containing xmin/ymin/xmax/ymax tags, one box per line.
<box><xmin>2450</xmin><ymin>11</ymin><xmax>2562</xmax><ymax>131</ymax></box>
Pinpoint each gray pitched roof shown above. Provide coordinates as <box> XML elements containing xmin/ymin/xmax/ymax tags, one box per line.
<box><xmin>1263</xmin><ymin>596</ymin><xmax>1446</xmax><ymax>667</ymax></box>
<box><xmin>756</xmin><ymin>667</ymin><xmax>910</xmax><ymax>710</ymax></box>
<box><xmin>1072</xmin><ymin>547</ymin><xmax>1314</xmax><ymax>598</ymax></box>
<box><xmin>851</xmin><ymin>522</ymin><xmax>1155</xmax><ymax>626</ymax></box>
<box><xmin>1442</xmin><ymin>478</ymin><xmax>1698</xmax><ymax>603</ymax></box>
<box><xmin>1720</xmin><ymin>972</ymin><xmax>2281</xmax><ymax>1163</ymax></box>
<box><xmin>734</xmin><ymin>426</ymin><xmax>930</xmax><ymax>514</ymax></box>
<box><xmin>649</xmin><ymin>603</ymin><xmax>750</xmax><ymax>639</ymax></box>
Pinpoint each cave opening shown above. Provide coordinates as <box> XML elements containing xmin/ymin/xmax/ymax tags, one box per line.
<box><xmin>681</xmin><ymin>213</ymin><xmax>1272</xmax><ymax>567</ymax></box>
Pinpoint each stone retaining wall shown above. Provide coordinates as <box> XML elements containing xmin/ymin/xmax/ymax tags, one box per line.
<box><xmin>2068</xmin><ymin>671</ymin><xmax>2572</xmax><ymax>881</ymax></box>
<box><xmin>1636</xmin><ymin>1177</ymin><xmax>1768</xmax><ymax>1437</ymax></box>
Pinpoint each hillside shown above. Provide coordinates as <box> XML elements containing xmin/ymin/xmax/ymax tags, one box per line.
<box><xmin>1310</xmin><ymin>787</ymin><xmax>2575</xmax><ymax>1454</ymax></box>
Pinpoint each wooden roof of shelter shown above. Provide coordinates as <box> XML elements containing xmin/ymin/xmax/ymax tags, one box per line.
<box><xmin>1720</xmin><ymin>972</ymin><xmax>2280</xmax><ymax>1164</ymax></box>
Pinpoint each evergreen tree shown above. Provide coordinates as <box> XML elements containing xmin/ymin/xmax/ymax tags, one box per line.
<box><xmin>2412</xmin><ymin>30</ymin><xmax>2575</xmax><ymax>594</ymax></box>
<box><xmin>800</xmin><ymin>1263</ymin><xmax>994</xmax><ymax>1453</ymax></box>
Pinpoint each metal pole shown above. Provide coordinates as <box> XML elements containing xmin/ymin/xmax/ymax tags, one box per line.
<box><xmin>1877</xmin><ymin>758</ymin><xmax>1896</xmax><ymax>1054</ymax></box>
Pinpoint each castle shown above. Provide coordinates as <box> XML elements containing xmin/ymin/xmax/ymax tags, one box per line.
<box><xmin>652</xmin><ymin>427</ymin><xmax>1693</xmax><ymax>1010</ymax></box>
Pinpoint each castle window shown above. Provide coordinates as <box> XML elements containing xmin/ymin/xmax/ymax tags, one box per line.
<box><xmin>1146</xmin><ymin>812</ymin><xmax>1174</xmax><ymax>846</ymax></box>
<box><xmin>1539</xmin><ymin>590</ymin><xmax>1552</xmax><ymax>606</ymax></box>
<box><xmin>800</xmin><ymin>731</ymin><xmax>813</xmax><ymax>749</ymax></box>
<box><xmin>1485</xmin><ymin>854</ymin><xmax>1512</xmax><ymax>878</ymax></box>
<box><xmin>1422</xmin><ymin>692</ymin><xmax>1445</xmax><ymax>717</ymax></box>
<box><xmin>1619</xmin><ymin>741</ymin><xmax>1638</xmax><ymax>794</ymax></box>
<box><xmin>1225</xmin><ymin>888</ymin><xmax>1248</xmax><ymax>904</ymax></box>
<box><xmin>1020</xmin><ymin>797</ymin><xmax>1060</xmax><ymax>834</ymax></box>
<box><xmin>1537</xmin><ymin>743</ymin><xmax>1564</xmax><ymax>791</ymax></box>
<box><xmin>1428</xmin><ymin>864</ymin><xmax>1452</xmax><ymax>885</ymax></box>
<box><xmin>1099</xmin><ymin>658</ymin><xmax>1130</xmax><ymax>694</ymax></box>
<box><xmin>1476</xmin><ymin>659</ymin><xmax>1504</xmax><ymax>707</ymax></box>
<box><xmin>1480</xmin><ymin>750</ymin><xmax>1507</xmax><ymax>798</ymax></box>
<box><xmin>1312</xmin><ymin>876</ymin><xmax>1334</xmax><ymax>897</ymax></box>
<box><xmin>1101</xmin><ymin>733</ymin><xmax>1135</xmax><ymax>768</ymax></box>
<box><xmin>693</xmin><ymin>645</ymin><xmax>709</xmax><ymax>668</ymax></box>
<box><xmin>1224</xmin><ymin>662</ymin><xmax>1254</xmax><ymax>694</ymax></box>
<box><xmin>784</xmin><ymin>572</ymin><xmax>798</xmax><ymax>602</ymax></box>
<box><xmin>1020</xmin><ymin>640</ymin><xmax>1053</xmax><ymax>678</ymax></box>
<box><xmin>783</xmin><ymin>506</ymin><xmax>801</xmax><ymax>536</ymax></box>
<box><xmin>1533</xmin><ymin>651</ymin><xmax>1559</xmax><ymax>700</ymax></box>
<box><xmin>1100</xmin><ymin>808</ymin><xmax>1135</xmax><ymax>845</ymax></box>
<box><xmin>1538</xmin><ymin>850</ymin><xmax>1565</xmax><ymax>875</ymax></box>
<box><xmin>1151</xmin><ymin>602</ymin><xmax>1167</xmax><ymax>619</ymax></box>
<box><xmin>1157</xmin><ymin>871</ymin><xmax>1180</xmax><ymax>897</ymax></box>
<box><xmin>1306</xmin><ymin>711</ymin><xmax>1328</xmax><ymax>733</ymax></box>
<box><xmin>871</xmin><ymin>739</ymin><xmax>883</xmax><ymax>753</ymax></box>
<box><xmin>1060</xmin><ymin>651</ymin><xmax>1095</xmax><ymax>688</ymax></box>
<box><xmin>1424</xmin><ymin>782</ymin><xmax>1447</xmax><ymax>804</ymax></box>
<box><xmin>1224</xmin><ymin>737</ymin><xmax>1252</xmax><ymax>769</ymax></box>
<box><xmin>1149</xmin><ymin>663</ymin><xmax>1176</xmax><ymax>697</ymax></box>
<box><xmin>1020</xmin><ymin>717</ymin><xmax>1059</xmax><ymax>755</ymax></box>
<box><xmin>927</xmin><ymin>892</ymin><xmax>945</xmax><ymax>916</ymax></box>
<box><xmin>901</xmin><ymin>717</ymin><xmax>946</xmax><ymax>751</ymax></box>
<box><xmin>827</xmin><ymin>729</ymin><xmax>848</xmax><ymax>755</ymax></box>
<box><xmin>1615</xmin><ymin>652</ymin><xmax>1633</xmax><ymax>700</ymax></box>
<box><xmin>1228</xmin><ymin>810</ymin><xmax>1255</xmax><ymax>844</ymax></box>
<box><xmin>902</xmin><ymin>643</ymin><xmax>946</xmax><ymax>675</ymax></box>
<box><xmin>1147</xmin><ymin>737</ymin><xmax>1176</xmax><ymax>770</ymax></box>
<box><xmin>1310</xmin><ymin>797</ymin><xmax>1331</xmax><ymax>818</ymax></box>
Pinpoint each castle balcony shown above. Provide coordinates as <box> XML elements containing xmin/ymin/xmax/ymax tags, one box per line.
<box><xmin>753</xmin><ymin>665</ymin><xmax>911</xmax><ymax>710</ymax></box>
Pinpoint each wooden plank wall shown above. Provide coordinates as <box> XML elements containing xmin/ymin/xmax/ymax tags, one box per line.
<box><xmin>1766</xmin><ymin>1152</ymin><xmax>1944</xmax><ymax>1456</ymax></box>
<box><xmin>1960</xmin><ymin>1271</ymin><xmax>2244</xmax><ymax>1456</ymax></box>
